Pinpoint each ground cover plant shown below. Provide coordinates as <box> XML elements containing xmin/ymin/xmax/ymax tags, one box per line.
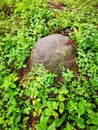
<box><xmin>0</xmin><ymin>0</ymin><xmax>98</xmax><ymax>130</ymax></box>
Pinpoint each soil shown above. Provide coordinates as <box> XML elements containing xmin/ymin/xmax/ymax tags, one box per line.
<box><xmin>48</xmin><ymin>0</ymin><xmax>66</xmax><ymax>10</ymax></box>
<box><xmin>27</xmin><ymin>114</ymin><xmax>39</xmax><ymax>130</ymax></box>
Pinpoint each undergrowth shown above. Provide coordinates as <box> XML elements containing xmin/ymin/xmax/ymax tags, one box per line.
<box><xmin>0</xmin><ymin>0</ymin><xmax>98</xmax><ymax>130</ymax></box>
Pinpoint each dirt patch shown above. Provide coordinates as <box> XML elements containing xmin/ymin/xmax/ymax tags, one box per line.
<box><xmin>48</xmin><ymin>0</ymin><xmax>66</xmax><ymax>10</ymax></box>
<box><xmin>27</xmin><ymin>114</ymin><xmax>39</xmax><ymax>130</ymax></box>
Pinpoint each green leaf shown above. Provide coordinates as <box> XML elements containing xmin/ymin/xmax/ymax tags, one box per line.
<box><xmin>89</xmin><ymin>126</ymin><xmax>98</xmax><ymax>130</ymax></box>
<box><xmin>63</xmin><ymin>122</ymin><xmax>73</xmax><ymax>130</ymax></box>
<box><xmin>52</xmin><ymin>101</ymin><xmax>58</xmax><ymax>110</ymax></box>
<box><xmin>91</xmin><ymin>114</ymin><xmax>98</xmax><ymax>125</ymax></box>
<box><xmin>0</xmin><ymin>117</ymin><xmax>4</xmax><ymax>124</ymax></box>
<box><xmin>59</xmin><ymin>95</ymin><xmax>65</xmax><ymax>102</ymax></box>
<box><xmin>23</xmin><ymin>107</ymin><xmax>31</xmax><ymax>114</ymax></box>
<box><xmin>48</xmin><ymin>122</ymin><xmax>56</xmax><ymax>130</ymax></box>
<box><xmin>74</xmin><ymin>25</ymin><xmax>82</xmax><ymax>42</ymax></box>
<box><xmin>75</xmin><ymin>116</ymin><xmax>85</xmax><ymax>129</ymax></box>
<box><xmin>54</xmin><ymin>115</ymin><xmax>66</xmax><ymax>127</ymax></box>
<box><xmin>36</xmin><ymin>115</ymin><xmax>49</xmax><ymax>130</ymax></box>
<box><xmin>87</xmin><ymin>111</ymin><xmax>98</xmax><ymax>125</ymax></box>
<box><xmin>62</xmin><ymin>69</ymin><xmax>74</xmax><ymax>82</ymax></box>
<box><xmin>77</xmin><ymin>100</ymin><xmax>86</xmax><ymax>115</ymax></box>
<box><xmin>15</xmin><ymin>114</ymin><xmax>21</xmax><ymax>124</ymax></box>
<box><xmin>59</xmin><ymin>102</ymin><xmax>65</xmax><ymax>113</ymax></box>
<box><xmin>68</xmin><ymin>101</ymin><xmax>77</xmax><ymax>112</ymax></box>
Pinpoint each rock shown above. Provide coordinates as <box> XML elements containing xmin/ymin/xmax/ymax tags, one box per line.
<box><xmin>29</xmin><ymin>34</ymin><xmax>76</xmax><ymax>73</ymax></box>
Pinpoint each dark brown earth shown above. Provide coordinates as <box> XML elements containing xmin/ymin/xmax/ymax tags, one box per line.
<box><xmin>48</xmin><ymin>0</ymin><xmax>66</xmax><ymax>10</ymax></box>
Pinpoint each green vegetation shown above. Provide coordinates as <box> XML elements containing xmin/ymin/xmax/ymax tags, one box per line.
<box><xmin>0</xmin><ymin>0</ymin><xmax>98</xmax><ymax>130</ymax></box>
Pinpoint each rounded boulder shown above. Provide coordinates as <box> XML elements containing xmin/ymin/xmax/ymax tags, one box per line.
<box><xmin>29</xmin><ymin>34</ymin><xmax>76</xmax><ymax>73</ymax></box>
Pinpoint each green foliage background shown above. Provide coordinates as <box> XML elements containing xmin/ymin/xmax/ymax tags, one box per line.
<box><xmin>0</xmin><ymin>0</ymin><xmax>98</xmax><ymax>130</ymax></box>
